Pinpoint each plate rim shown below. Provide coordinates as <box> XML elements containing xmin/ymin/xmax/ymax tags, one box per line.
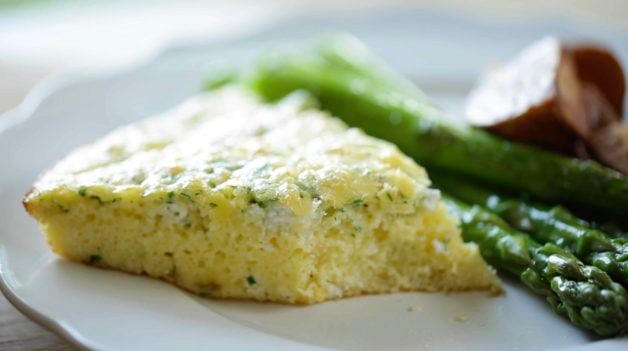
<box><xmin>0</xmin><ymin>255</ymin><xmax>93</xmax><ymax>350</ymax></box>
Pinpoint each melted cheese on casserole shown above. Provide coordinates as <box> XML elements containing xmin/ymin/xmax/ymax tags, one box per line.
<box><xmin>24</xmin><ymin>88</ymin><xmax>501</xmax><ymax>303</ymax></box>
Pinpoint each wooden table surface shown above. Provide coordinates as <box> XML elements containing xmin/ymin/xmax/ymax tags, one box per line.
<box><xmin>0</xmin><ymin>297</ymin><xmax>75</xmax><ymax>351</ymax></box>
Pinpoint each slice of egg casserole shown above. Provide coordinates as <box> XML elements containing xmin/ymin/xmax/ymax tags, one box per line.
<box><xmin>24</xmin><ymin>88</ymin><xmax>501</xmax><ymax>304</ymax></box>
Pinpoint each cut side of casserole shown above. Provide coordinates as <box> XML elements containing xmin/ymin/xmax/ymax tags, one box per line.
<box><xmin>24</xmin><ymin>88</ymin><xmax>501</xmax><ymax>304</ymax></box>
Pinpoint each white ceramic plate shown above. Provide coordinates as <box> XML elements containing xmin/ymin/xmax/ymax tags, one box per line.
<box><xmin>1</xmin><ymin>8</ymin><xmax>628</xmax><ymax>351</ymax></box>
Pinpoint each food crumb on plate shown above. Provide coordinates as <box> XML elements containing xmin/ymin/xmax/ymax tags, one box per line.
<box><xmin>454</xmin><ymin>314</ymin><xmax>468</xmax><ymax>322</ymax></box>
<box><xmin>406</xmin><ymin>304</ymin><xmax>422</xmax><ymax>312</ymax></box>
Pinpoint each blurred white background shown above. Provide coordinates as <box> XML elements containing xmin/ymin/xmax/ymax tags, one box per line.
<box><xmin>1</xmin><ymin>0</ymin><xmax>627</xmax><ymax>114</ymax></box>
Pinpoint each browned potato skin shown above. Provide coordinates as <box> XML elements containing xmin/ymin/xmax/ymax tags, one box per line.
<box><xmin>571</xmin><ymin>44</ymin><xmax>625</xmax><ymax>117</ymax></box>
<box><xmin>580</xmin><ymin>84</ymin><xmax>628</xmax><ymax>175</ymax></box>
<box><xmin>467</xmin><ymin>37</ymin><xmax>627</xmax><ymax>174</ymax></box>
<box><xmin>486</xmin><ymin>44</ymin><xmax>592</xmax><ymax>155</ymax></box>
<box><xmin>486</xmin><ymin>99</ymin><xmax>580</xmax><ymax>155</ymax></box>
<box><xmin>590</xmin><ymin>122</ymin><xmax>628</xmax><ymax>175</ymax></box>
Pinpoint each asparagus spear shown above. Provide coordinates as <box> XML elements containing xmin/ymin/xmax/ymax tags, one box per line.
<box><xmin>434</xmin><ymin>173</ymin><xmax>628</xmax><ymax>287</ymax></box>
<box><xmin>443</xmin><ymin>195</ymin><xmax>628</xmax><ymax>336</ymax></box>
<box><xmin>244</xmin><ymin>37</ymin><xmax>628</xmax><ymax>217</ymax></box>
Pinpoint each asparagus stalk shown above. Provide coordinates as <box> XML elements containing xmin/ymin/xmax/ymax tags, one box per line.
<box><xmin>244</xmin><ymin>37</ymin><xmax>628</xmax><ymax>217</ymax></box>
<box><xmin>443</xmin><ymin>195</ymin><xmax>628</xmax><ymax>336</ymax></box>
<box><xmin>434</xmin><ymin>174</ymin><xmax>628</xmax><ymax>287</ymax></box>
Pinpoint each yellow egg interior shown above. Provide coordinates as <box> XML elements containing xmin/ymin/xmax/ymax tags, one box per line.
<box><xmin>24</xmin><ymin>89</ymin><xmax>501</xmax><ymax>303</ymax></box>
